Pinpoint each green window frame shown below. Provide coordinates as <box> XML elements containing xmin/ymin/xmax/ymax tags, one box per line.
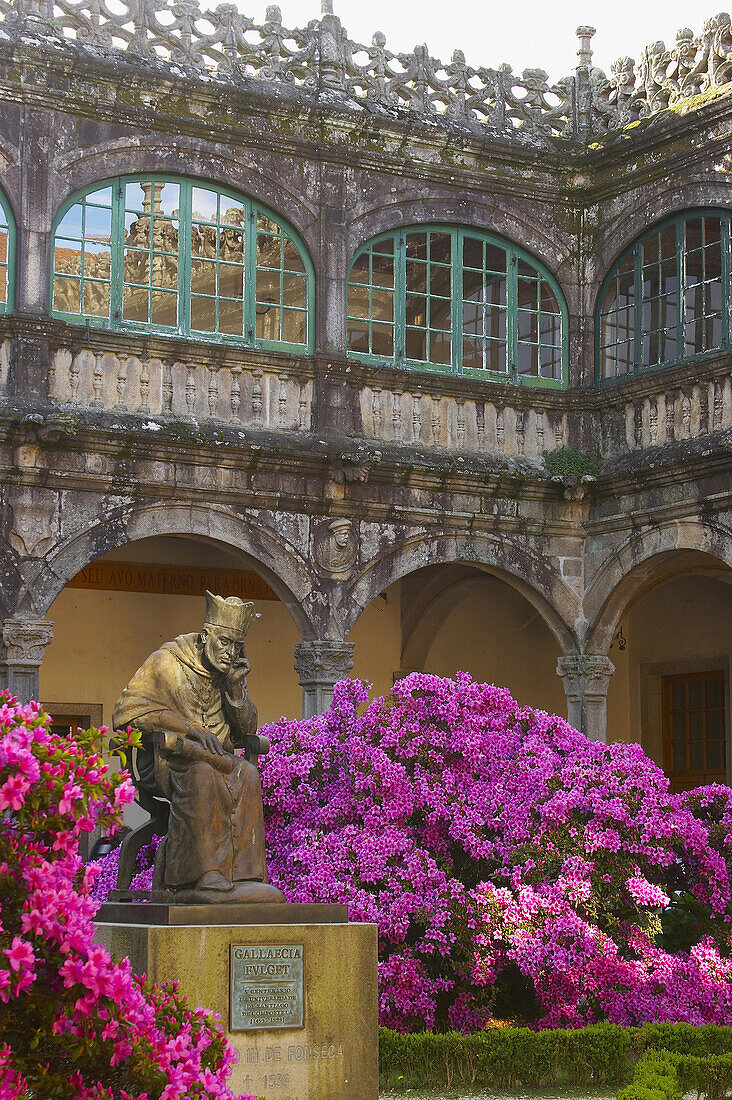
<box><xmin>51</xmin><ymin>175</ymin><xmax>314</xmax><ymax>354</ymax></box>
<box><xmin>346</xmin><ymin>225</ymin><xmax>568</xmax><ymax>388</ymax></box>
<box><xmin>596</xmin><ymin>209</ymin><xmax>731</xmax><ymax>384</ymax></box>
<box><xmin>0</xmin><ymin>189</ymin><xmax>16</xmax><ymax>314</ymax></box>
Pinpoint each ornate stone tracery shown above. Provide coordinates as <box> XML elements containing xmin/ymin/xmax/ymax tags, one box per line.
<box><xmin>1</xmin><ymin>0</ymin><xmax>732</xmax><ymax>142</ymax></box>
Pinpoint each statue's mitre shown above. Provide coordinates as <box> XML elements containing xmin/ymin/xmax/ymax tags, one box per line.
<box><xmin>203</xmin><ymin>591</ymin><xmax>259</xmax><ymax>636</ymax></box>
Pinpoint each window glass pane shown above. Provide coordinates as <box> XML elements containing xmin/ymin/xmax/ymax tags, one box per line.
<box><xmin>218</xmin><ymin>297</ymin><xmax>244</xmax><ymax>336</ymax></box>
<box><xmin>707</xmin><ymin>740</ymin><xmax>723</xmax><ymax>771</ymax></box>
<box><xmin>191</xmin><ymin>295</ymin><xmax>216</xmax><ymax>331</ymax></box>
<box><xmin>255</xmin><ymin>218</ymin><xmax>308</xmax><ymax>345</ymax></box>
<box><xmin>122</xmin><ymin>180</ymin><xmax>179</xmax><ymax>330</ymax></box>
<box><xmin>707</xmin><ymin>679</ymin><xmax>724</xmax><ymax>708</ymax></box>
<box><xmin>53</xmin><ymin>189</ymin><xmax>113</xmax><ymax>321</ymax></box>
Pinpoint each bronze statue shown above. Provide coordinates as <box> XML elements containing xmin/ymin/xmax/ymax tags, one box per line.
<box><xmin>112</xmin><ymin>591</ymin><xmax>284</xmax><ymax>903</ymax></box>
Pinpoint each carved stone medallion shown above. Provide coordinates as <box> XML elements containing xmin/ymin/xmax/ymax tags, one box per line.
<box><xmin>311</xmin><ymin>518</ymin><xmax>358</xmax><ymax>580</ymax></box>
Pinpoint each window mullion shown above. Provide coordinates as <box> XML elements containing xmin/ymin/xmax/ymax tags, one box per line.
<box><xmin>507</xmin><ymin>251</ymin><xmax>518</xmax><ymax>382</ymax></box>
<box><xmin>452</xmin><ymin>229</ymin><xmax>461</xmax><ymax>376</ymax></box>
<box><xmin>179</xmin><ymin>181</ymin><xmax>192</xmax><ymax>338</ymax></box>
<box><xmin>110</xmin><ymin>179</ymin><xmax>124</xmax><ymax>327</ymax></box>
<box><xmin>675</xmin><ymin>218</ymin><xmax>684</xmax><ymax>365</ymax></box>
<box><xmin>245</xmin><ymin>204</ymin><xmax>256</xmax><ymax>345</ymax></box>
<box><xmin>723</xmin><ymin>214</ymin><xmax>731</xmax><ymax>350</ymax></box>
<box><xmin>395</xmin><ymin>232</ymin><xmax>406</xmax><ymax>365</ymax></box>
<box><xmin>633</xmin><ymin>244</ymin><xmax>642</xmax><ymax>372</ymax></box>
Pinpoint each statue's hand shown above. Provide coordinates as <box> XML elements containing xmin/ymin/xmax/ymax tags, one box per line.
<box><xmin>226</xmin><ymin>656</ymin><xmax>251</xmax><ymax>690</ymax></box>
<box><xmin>186</xmin><ymin>725</ymin><xmax>226</xmax><ymax>757</ymax></box>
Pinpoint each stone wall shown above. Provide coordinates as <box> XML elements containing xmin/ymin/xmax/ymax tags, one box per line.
<box><xmin>0</xmin><ymin>9</ymin><xmax>731</xmax><ymax>752</ymax></box>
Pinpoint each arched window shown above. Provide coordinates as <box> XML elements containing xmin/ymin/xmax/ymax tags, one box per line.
<box><xmin>51</xmin><ymin>177</ymin><xmax>314</xmax><ymax>352</ymax></box>
<box><xmin>346</xmin><ymin>227</ymin><xmax>567</xmax><ymax>386</ymax></box>
<box><xmin>0</xmin><ymin>189</ymin><xmax>15</xmax><ymax>314</ymax></box>
<box><xmin>597</xmin><ymin>211</ymin><xmax>730</xmax><ymax>382</ymax></box>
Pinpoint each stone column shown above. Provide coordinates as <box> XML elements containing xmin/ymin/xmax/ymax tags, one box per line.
<box><xmin>293</xmin><ymin>640</ymin><xmax>355</xmax><ymax>718</ymax></box>
<box><xmin>0</xmin><ymin>616</ymin><xmax>54</xmax><ymax>702</ymax></box>
<box><xmin>556</xmin><ymin>653</ymin><xmax>615</xmax><ymax>742</ymax></box>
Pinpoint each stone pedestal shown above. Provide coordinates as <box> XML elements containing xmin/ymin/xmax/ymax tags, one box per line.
<box><xmin>95</xmin><ymin>906</ymin><xmax>378</xmax><ymax>1100</ymax></box>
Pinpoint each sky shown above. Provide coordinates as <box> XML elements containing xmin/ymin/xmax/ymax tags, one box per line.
<box><xmin>243</xmin><ymin>0</ymin><xmax>714</xmax><ymax>83</ymax></box>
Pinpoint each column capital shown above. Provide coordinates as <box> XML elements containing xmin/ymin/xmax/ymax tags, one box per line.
<box><xmin>294</xmin><ymin>639</ymin><xmax>354</xmax><ymax>683</ymax></box>
<box><xmin>0</xmin><ymin>616</ymin><xmax>54</xmax><ymax>703</ymax></box>
<box><xmin>556</xmin><ymin>653</ymin><xmax>615</xmax><ymax>695</ymax></box>
<box><xmin>294</xmin><ymin>640</ymin><xmax>355</xmax><ymax>718</ymax></box>
<box><xmin>2</xmin><ymin>616</ymin><xmax>54</xmax><ymax>666</ymax></box>
<box><xmin>556</xmin><ymin>653</ymin><xmax>615</xmax><ymax>742</ymax></box>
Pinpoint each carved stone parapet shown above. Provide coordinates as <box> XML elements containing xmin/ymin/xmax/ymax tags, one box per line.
<box><xmin>294</xmin><ymin>640</ymin><xmax>355</xmax><ymax>718</ymax></box>
<box><xmin>0</xmin><ymin>617</ymin><xmax>54</xmax><ymax>702</ymax></box>
<box><xmin>556</xmin><ymin>653</ymin><xmax>615</xmax><ymax>742</ymax></box>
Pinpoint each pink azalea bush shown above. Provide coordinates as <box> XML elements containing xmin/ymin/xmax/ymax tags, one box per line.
<box><xmin>0</xmin><ymin>693</ymin><xmax>256</xmax><ymax>1100</ymax></box>
<box><xmin>256</xmin><ymin>674</ymin><xmax>732</xmax><ymax>1031</ymax></box>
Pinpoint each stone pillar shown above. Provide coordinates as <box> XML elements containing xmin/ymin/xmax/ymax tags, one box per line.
<box><xmin>0</xmin><ymin>616</ymin><xmax>54</xmax><ymax>702</ymax></box>
<box><xmin>294</xmin><ymin>640</ymin><xmax>355</xmax><ymax>718</ymax></box>
<box><xmin>556</xmin><ymin>653</ymin><xmax>615</xmax><ymax>742</ymax></box>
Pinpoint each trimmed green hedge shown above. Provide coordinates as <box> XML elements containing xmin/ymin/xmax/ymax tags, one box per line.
<box><xmin>379</xmin><ymin>1023</ymin><xmax>732</xmax><ymax>1095</ymax></box>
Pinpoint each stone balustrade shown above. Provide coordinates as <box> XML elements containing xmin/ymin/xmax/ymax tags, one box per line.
<box><xmin>598</xmin><ymin>363</ymin><xmax>732</xmax><ymax>456</ymax></box>
<box><xmin>48</xmin><ymin>344</ymin><xmax>312</xmax><ymax>431</ymax></box>
<box><xmin>358</xmin><ymin>381</ymin><xmax>568</xmax><ymax>457</ymax></box>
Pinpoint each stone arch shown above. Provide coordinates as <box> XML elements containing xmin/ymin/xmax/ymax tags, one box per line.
<box><xmin>344</xmin><ymin>532</ymin><xmax>578</xmax><ymax>651</ymax></box>
<box><xmin>16</xmin><ymin>502</ymin><xmax>318</xmax><ymax>639</ymax></box>
<box><xmin>49</xmin><ymin>136</ymin><xmax>319</xmax><ymax>254</ymax></box>
<box><xmin>584</xmin><ymin>518</ymin><xmax>732</xmax><ymax>654</ymax></box>
<box><xmin>346</xmin><ymin>198</ymin><xmax>570</xmax><ymax>285</ymax></box>
<box><xmin>594</xmin><ymin>193</ymin><xmax>732</xmax><ymax>279</ymax></box>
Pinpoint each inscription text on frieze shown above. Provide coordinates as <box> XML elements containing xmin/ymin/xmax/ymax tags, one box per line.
<box><xmin>231</xmin><ymin>945</ymin><xmax>304</xmax><ymax>1031</ymax></box>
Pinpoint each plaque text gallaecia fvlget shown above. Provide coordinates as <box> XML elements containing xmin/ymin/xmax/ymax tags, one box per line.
<box><xmin>230</xmin><ymin>944</ymin><xmax>304</xmax><ymax>1031</ymax></box>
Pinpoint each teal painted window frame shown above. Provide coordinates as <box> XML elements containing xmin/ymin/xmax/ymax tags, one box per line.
<box><xmin>595</xmin><ymin>209</ymin><xmax>732</xmax><ymax>385</ymax></box>
<box><xmin>346</xmin><ymin>225</ymin><xmax>569</xmax><ymax>389</ymax></box>
<box><xmin>51</xmin><ymin>175</ymin><xmax>315</xmax><ymax>355</ymax></box>
<box><xmin>0</xmin><ymin>189</ymin><xmax>16</xmax><ymax>314</ymax></box>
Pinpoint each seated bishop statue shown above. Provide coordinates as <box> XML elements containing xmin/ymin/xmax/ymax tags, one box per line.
<box><xmin>112</xmin><ymin>591</ymin><xmax>284</xmax><ymax>903</ymax></box>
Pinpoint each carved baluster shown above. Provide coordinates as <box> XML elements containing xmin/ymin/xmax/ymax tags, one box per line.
<box><xmin>230</xmin><ymin>366</ymin><xmax>242</xmax><ymax>421</ymax></box>
<box><xmin>252</xmin><ymin>370</ymin><xmax>263</xmax><ymax>421</ymax></box>
<box><xmin>138</xmin><ymin>358</ymin><xmax>150</xmax><ymax>413</ymax></box>
<box><xmin>91</xmin><ymin>356</ymin><xmax>103</xmax><ymax>406</ymax></box>
<box><xmin>714</xmin><ymin>378</ymin><xmax>724</xmax><ymax>430</ymax></box>
<box><xmin>163</xmin><ymin>362</ymin><xmax>173</xmax><ymax>414</ymax></box>
<box><xmin>431</xmin><ymin>394</ymin><xmax>441</xmax><ymax>445</ymax></box>
<box><xmin>554</xmin><ymin>415</ymin><xmax>564</xmax><ymax>448</ymax></box>
<box><xmin>392</xmin><ymin>387</ymin><xmax>403</xmax><ymax>438</ymax></box>
<box><xmin>411</xmin><ymin>391</ymin><xmax>422</xmax><ymax>442</ymax></box>
<box><xmin>278</xmin><ymin>374</ymin><xmax>288</xmax><ymax>427</ymax></box>
<box><xmin>186</xmin><ymin>364</ymin><xmax>197</xmax><ymax>417</ymax></box>
<box><xmin>535</xmin><ymin>409</ymin><xmax>544</xmax><ymax>451</ymax></box>
<box><xmin>116</xmin><ymin>358</ymin><xmax>128</xmax><ymax>410</ymax></box>
<box><xmin>298</xmin><ymin>377</ymin><xmax>308</xmax><ymax>431</ymax></box>
<box><xmin>666</xmin><ymin>391</ymin><xmax>676</xmax><ymax>441</ymax></box>
<box><xmin>682</xmin><ymin>392</ymin><xmax>691</xmax><ymax>437</ymax></box>
<box><xmin>456</xmin><ymin>397</ymin><xmax>466</xmax><ymax>447</ymax></box>
<box><xmin>207</xmin><ymin>367</ymin><xmax>219</xmax><ymax>419</ymax></box>
<box><xmin>649</xmin><ymin>397</ymin><xmax>658</xmax><ymax>445</ymax></box>
<box><xmin>371</xmin><ymin>387</ymin><xmax>382</xmax><ymax>437</ymax></box>
<box><xmin>515</xmin><ymin>408</ymin><xmax>525</xmax><ymax>453</ymax></box>
<box><xmin>496</xmin><ymin>405</ymin><xmax>505</xmax><ymax>451</ymax></box>
<box><xmin>47</xmin><ymin>355</ymin><xmax>56</xmax><ymax>401</ymax></box>
<box><xmin>69</xmin><ymin>355</ymin><xmax>80</xmax><ymax>405</ymax></box>
<box><xmin>476</xmin><ymin>401</ymin><xmax>485</xmax><ymax>442</ymax></box>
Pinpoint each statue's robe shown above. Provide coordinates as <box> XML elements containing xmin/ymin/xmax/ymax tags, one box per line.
<box><xmin>112</xmin><ymin>633</ymin><xmax>266</xmax><ymax>889</ymax></box>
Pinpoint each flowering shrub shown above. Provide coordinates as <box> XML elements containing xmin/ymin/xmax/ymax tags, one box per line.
<box><xmin>0</xmin><ymin>694</ymin><xmax>256</xmax><ymax>1100</ymax></box>
<box><xmin>256</xmin><ymin>674</ymin><xmax>732</xmax><ymax>1031</ymax></box>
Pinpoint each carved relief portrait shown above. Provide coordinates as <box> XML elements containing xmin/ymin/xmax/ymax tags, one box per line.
<box><xmin>312</xmin><ymin>518</ymin><xmax>358</xmax><ymax>579</ymax></box>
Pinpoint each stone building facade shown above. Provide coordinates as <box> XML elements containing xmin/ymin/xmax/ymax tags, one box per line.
<box><xmin>0</xmin><ymin>0</ymin><xmax>731</xmax><ymax>791</ymax></box>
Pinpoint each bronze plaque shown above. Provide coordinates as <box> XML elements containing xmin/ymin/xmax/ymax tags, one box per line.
<box><xmin>231</xmin><ymin>944</ymin><xmax>304</xmax><ymax>1031</ymax></box>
